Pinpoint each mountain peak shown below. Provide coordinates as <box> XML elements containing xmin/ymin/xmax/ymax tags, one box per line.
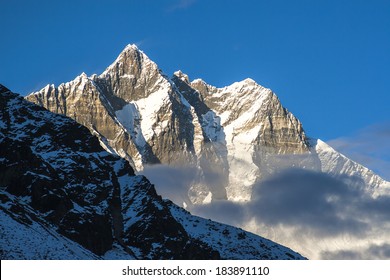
<box><xmin>221</xmin><ymin>77</ymin><xmax>266</xmax><ymax>95</ymax></box>
<box><xmin>22</xmin><ymin>44</ymin><xmax>390</xmax><ymax>260</ymax></box>
<box><xmin>119</xmin><ymin>44</ymin><xmax>144</xmax><ymax>58</ymax></box>
<box><xmin>173</xmin><ymin>70</ymin><xmax>190</xmax><ymax>84</ymax></box>
<box><xmin>191</xmin><ymin>78</ymin><xmax>205</xmax><ymax>85</ymax></box>
<box><xmin>100</xmin><ymin>43</ymin><xmax>156</xmax><ymax>79</ymax></box>
<box><xmin>242</xmin><ymin>78</ymin><xmax>256</xmax><ymax>85</ymax></box>
<box><xmin>79</xmin><ymin>72</ymin><xmax>88</xmax><ymax>79</ymax></box>
<box><xmin>120</xmin><ymin>43</ymin><xmax>147</xmax><ymax>57</ymax></box>
<box><xmin>234</xmin><ymin>77</ymin><xmax>259</xmax><ymax>88</ymax></box>
<box><xmin>123</xmin><ymin>43</ymin><xmax>140</xmax><ymax>51</ymax></box>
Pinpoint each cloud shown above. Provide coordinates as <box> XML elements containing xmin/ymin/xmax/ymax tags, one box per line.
<box><xmin>144</xmin><ymin>151</ymin><xmax>390</xmax><ymax>259</ymax></box>
<box><xmin>140</xmin><ymin>163</ymin><xmax>227</xmax><ymax>205</ymax></box>
<box><xmin>191</xmin><ymin>200</ymin><xmax>247</xmax><ymax>226</ymax></box>
<box><xmin>249</xmin><ymin>168</ymin><xmax>374</xmax><ymax>237</ymax></box>
<box><xmin>181</xmin><ymin>167</ymin><xmax>390</xmax><ymax>259</ymax></box>
<box><xmin>321</xmin><ymin>243</ymin><xmax>390</xmax><ymax>260</ymax></box>
<box><xmin>189</xmin><ymin>167</ymin><xmax>389</xmax><ymax>238</ymax></box>
<box><xmin>327</xmin><ymin>122</ymin><xmax>390</xmax><ymax>181</ymax></box>
<box><xmin>133</xmin><ymin>39</ymin><xmax>148</xmax><ymax>49</ymax></box>
<box><xmin>166</xmin><ymin>0</ymin><xmax>197</xmax><ymax>12</ymax></box>
<box><xmin>140</xmin><ymin>164</ymin><xmax>196</xmax><ymax>206</ymax></box>
<box><xmin>140</xmin><ymin>164</ymin><xmax>245</xmax><ymax>224</ymax></box>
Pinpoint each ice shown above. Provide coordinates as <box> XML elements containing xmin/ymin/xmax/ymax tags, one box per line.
<box><xmin>115</xmin><ymin>103</ymin><xmax>146</xmax><ymax>148</ymax></box>
<box><xmin>201</xmin><ymin>111</ymin><xmax>224</xmax><ymax>142</ymax></box>
<box><xmin>191</xmin><ymin>107</ymin><xmax>203</xmax><ymax>157</ymax></box>
<box><xmin>134</xmin><ymin>80</ymin><xmax>171</xmax><ymax>141</ymax></box>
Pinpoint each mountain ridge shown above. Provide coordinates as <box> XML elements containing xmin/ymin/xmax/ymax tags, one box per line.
<box><xmin>27</xmin><ymin>45</ymin><xmax>319</xmax><ymax>203</ymax></box>
<box><xmin>1</xmin><ymin>84</ymin><xmax>305</xmax><ymax>260</ymax></box>
<box><xmin>24</xmin><ymin>45</ymin><xmax>390</xmax><ymax>259</ymax></box>
<box><xmin>26</xmin><ymin>45</ymin><xmax>389</xmax><ymax>202</ymax></box>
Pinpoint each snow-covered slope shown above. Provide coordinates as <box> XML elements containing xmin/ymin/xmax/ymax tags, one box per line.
<box><xmin>311</xmin><ymin>139</ymin><xmax>390</xmax><ymax>197</ymax></box>
<box><xmin>0</xmin><ymin>190</ymin><xmax>100</xmax><ymax>260</ymax></box>
<box><xmin>1</xmin><ymin>84</ymin><xmax>304</xmax><ymax>259</ymax></box>
<box><xmin>168</xmin><ymin>201</ymin><xmax>303</xmax><ymax>260</ymax></box>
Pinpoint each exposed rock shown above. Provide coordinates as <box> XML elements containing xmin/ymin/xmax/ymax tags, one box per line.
<box><xmin>0</xmin><ymin>189</ymin><xmax>100</xmax><ymax>260</ymax></box>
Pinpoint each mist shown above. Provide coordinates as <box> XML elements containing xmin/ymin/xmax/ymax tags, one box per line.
<box><xmin>144</xmin><ymin>163</ymin><xmax>390</xmax><ymax>259</ymax></box>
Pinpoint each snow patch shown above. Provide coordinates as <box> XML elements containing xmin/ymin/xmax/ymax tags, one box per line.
<box><xmin>115</xmin><ymin>103</ymin><xmax>146</xmax><ymax>148</ymax></box>
<box><xmin>134</xmin><ymin>81</ymin><xmax>171</xmax><ymax>141</ymax></box>
<box><xmin>201</xmin><ymin>111</ymin><xmax>224</xmax><ymax>142</ymax></box>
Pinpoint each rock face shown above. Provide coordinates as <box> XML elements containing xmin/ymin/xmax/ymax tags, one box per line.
<box><xmin>1</xmin><ymin>84</ymin><xmax>305</xmax><ymax>260</ymax></box>
<box><xmin>26</xmin><ymin>46</ymin><xmax>199</xmax><ymax>173</ymax></box>
<box><xmin>175</xmin><ymin>74</ymin><xmax>310</xmax><ymax>200</ymax></box>
<box><xmin>26</xmin><ymin>44</ymin><xmax>390</xmax><ymax>203</ymax></box>
<box><xmin>0</xmin><ymin>189</ymin><xmax>100</xmax><ymax>259</ymax></box>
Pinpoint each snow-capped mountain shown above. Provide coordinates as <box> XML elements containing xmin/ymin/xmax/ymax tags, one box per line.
<box><xmin>27</xmin><ymin>44</ymin><xmax>390</xmax><ymax>203</ymax></box>
<box><xmin>25</xmin><ymin>45</ymin><xmax>390</xmax><ymax>259</ymax></box>
<box><xmin>0</xmin><ymin>84</ymin><xmax>304</xmax><ymax>260</ymax></box>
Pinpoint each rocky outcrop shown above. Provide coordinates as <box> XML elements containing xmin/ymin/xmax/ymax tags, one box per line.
<box><xmin>1</xmin><ymin>85</ymin><xmax>129</xmax><ymax>255</ymax></box>
<box><xmin>1</xmin><ymin>85</ymin><xmax>305</xmax><ymax>259</ymax></box>
<box><xmin>0</xmin><ymin>189</ymin><xmax>100</xmax><ymax>260</ymax></box>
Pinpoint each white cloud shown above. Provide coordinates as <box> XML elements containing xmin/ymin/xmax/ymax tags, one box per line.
<box><xmin>155</xmin><ymin>167</ymin><xmax>390</xmax><ymax>259</ymax></box>
<box><xmin>321</xmin><ymin>243</ymin><xmax>390</xmax><ymax>260</ymax></box>
<box><xmin>144</xmin><ymin>138</ymin><xmax>390</xmax><ymax>259</ymax></box>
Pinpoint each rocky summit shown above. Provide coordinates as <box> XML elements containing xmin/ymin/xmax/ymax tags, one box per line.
<box><xmin>0</xmin><ymin>84</ymin><xmax>305</xmax><ymax>260</ymax></box>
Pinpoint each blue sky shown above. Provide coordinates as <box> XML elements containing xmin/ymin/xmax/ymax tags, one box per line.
<box><xmin>1</xmin><ymin>0</ymin><xmax>389</xmax><ymax>177</ymax></box>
